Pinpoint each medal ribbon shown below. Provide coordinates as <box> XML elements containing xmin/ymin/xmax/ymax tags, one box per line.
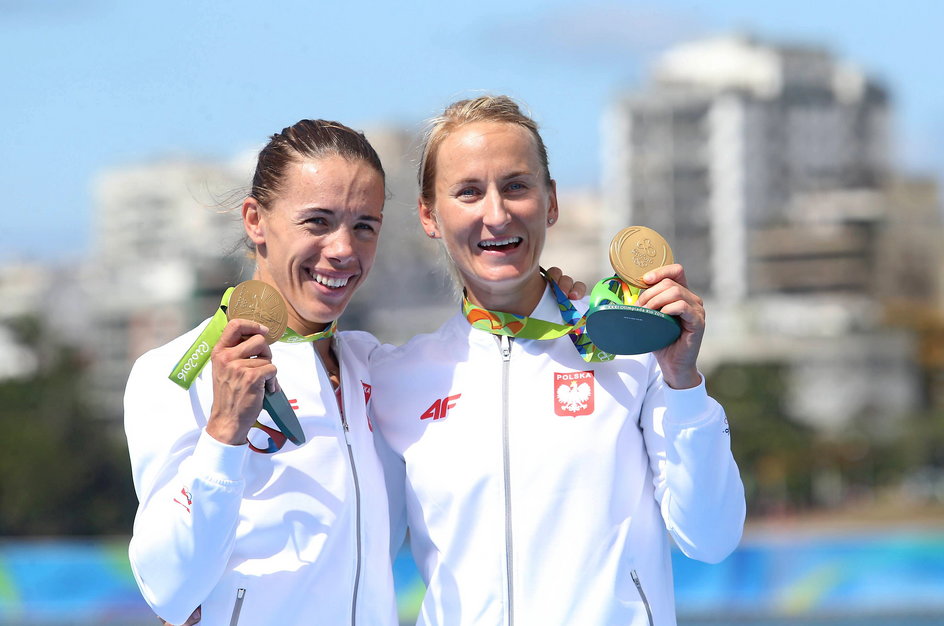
<box><xmin>168</xmin><ymin>287</ymin><xmax>337</xmax><ymax>389</ymax></box>
<box><xmin>462</xmin><ymin>270</ymin><xmax>639</xmax><ymax>363</ymax></box>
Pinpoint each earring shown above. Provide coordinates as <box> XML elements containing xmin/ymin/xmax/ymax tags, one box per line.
<box><xmin>427</xmin><ymin>231</ymin><xmax>437</xmax><ymax>238</ymax></box>
<box><xmin>547</xmin><ymin>217</ymin><xmax>556</xmax><ymax>225</ymax></box>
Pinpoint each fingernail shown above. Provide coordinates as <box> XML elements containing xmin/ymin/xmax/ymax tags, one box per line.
<box><xmin>259</xmin><ymin>324</ymin><xmax>270</xmax><ymax>334</ymax></box>
<box><xmin>643</xmin><ymin>273</ymin><xmax>654</xmax><ymax>283</ymax></box>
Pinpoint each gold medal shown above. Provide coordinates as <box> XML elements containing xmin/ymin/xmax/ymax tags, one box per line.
<box><xmin>586</xmin><ymin>225</ymin><xmax>681</xmax><ymax>355</ymax></box>
<box><xmin>608</xmin><ymin>226</ymin><xmax>674</xmax><ymax>289</ymax></box>
<box><xmin>226</xmin><ymin>280</ymin><xmax>288</xmax><ymax>344</ymax></box>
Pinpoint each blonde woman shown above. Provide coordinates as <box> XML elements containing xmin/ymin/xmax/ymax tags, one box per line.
<box><xmin>370</xmin><ymin>96</ymin><xmax>746</xmax><ymax>626</ymax></box>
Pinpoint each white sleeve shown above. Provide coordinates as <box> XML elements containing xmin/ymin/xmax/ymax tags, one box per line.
<box><xmin>641</xmin><ymin>366</ymin><xmax>746</xmax><ymax>564</ymax></box>
<box><xmin>124</xmin><ymin>352</ymin><xmax>249</xmax><ymax>625</ymax></box>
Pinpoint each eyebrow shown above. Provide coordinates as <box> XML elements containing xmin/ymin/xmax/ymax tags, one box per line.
<box><xmin>449</xmin><ymin>171</ymin><xmax>537</xmax><ymax>187</ymax></box>
<box><xmin>503</xmin><ymin>170</ymin><xmax>537</xmax><ymax>180</ymax></box>
<box><xmin>299</xmin><ymin>207</ymin><xmax>382</xmax><ymax>222</ymax></box>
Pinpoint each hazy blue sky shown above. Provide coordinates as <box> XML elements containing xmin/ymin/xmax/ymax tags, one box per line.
<box><xmin>2</xmin><ymin>0</ymin><xmax>941</xmax><ymax>262</ymax></box>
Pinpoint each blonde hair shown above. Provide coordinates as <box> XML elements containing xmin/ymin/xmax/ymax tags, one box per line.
<box><xmin>418</xmin><ymin>95</ymin><xmax>551</xmax><ymax>203</ymax></box>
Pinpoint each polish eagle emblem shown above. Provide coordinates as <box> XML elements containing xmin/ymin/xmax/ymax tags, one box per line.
<box><xmin>556</xmin><ymin>380</ymin><xmax>592</xmax><ymax>413</ymax></box>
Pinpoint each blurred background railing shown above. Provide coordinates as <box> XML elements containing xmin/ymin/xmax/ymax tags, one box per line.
<box><xmin>3</xmin><ymin>530</ymin><xmax>943</xmax><ymax>624</ymax></box>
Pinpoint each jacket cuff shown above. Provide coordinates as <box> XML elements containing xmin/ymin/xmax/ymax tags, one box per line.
<box><xmin>191</xmin><ymin>428</ymin><xmax>249</xmax><ymax>482</ymax></box>
<box><xmin>662</xmin><ymin>373</ymin><xmax>716</xmax><ymax>428</ymax></box>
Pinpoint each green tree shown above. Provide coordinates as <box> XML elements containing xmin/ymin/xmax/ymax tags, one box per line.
<box><xmin>0</xmin><ymin>316</ymin><xmax>136</xmax><ymax>535</ymax></box>
<box><xmin>707</xmin><ymin>363</ymin><xmax>817</xmax><ymax>515</ymax></box>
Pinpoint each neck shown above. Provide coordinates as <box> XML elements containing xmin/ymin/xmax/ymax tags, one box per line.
<box><xmin>466</xmin><ymin>272</ymin><xmax>546</xmax><ymax>317</ymax></box>
<box><xmin>314</xmin><ymin>335</ymin><xmax>335</xmax><ymax>363</ymax></box>
<box><xmin>313</xmin><ymin>336</ymin><xmax>340</xmax><ymax>387</ymax></box>
<box><xmin>288</xmin><ymin>317</ymin><xmax>330</xmax><ymax>338</ymax></box>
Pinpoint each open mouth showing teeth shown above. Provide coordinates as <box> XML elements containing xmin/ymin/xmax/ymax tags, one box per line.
<box><xmin>312</xmin><ymin>272</ymin><xmax>350</xmax><ymax>289</ymax></box>
<box><xmin>478</xmin><ymin>237</ymin><xmax>522</xmax><ymax>251</ymax></box>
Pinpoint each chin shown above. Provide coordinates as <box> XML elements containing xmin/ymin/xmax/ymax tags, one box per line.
<box><xmin>483</xmin><ymin>261</ymin><xmax>538</xmax><ymax>280</ymax></box>
<box><xmin>294</xmin><ymin>301</ymin><xmax>339</xmax><ymax>326</ymax></box>
<box><xmin>466</xmin><ymin>269</ymin><xmax>532</xmax><ymax>293</ymax></box>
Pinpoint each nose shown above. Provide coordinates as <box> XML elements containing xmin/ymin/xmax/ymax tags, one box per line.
<box><xmin>325</xmin><ymin>226</ymin><xmax>355</xmax><ymax>263</ymax></box>
<box><xmin>482</xmin><ymin>187</ymin><xmax>511</xmax><ymax>229</ymax></box>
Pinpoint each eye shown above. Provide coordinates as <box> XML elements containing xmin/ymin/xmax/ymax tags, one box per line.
<box><xmin>354</xmin><ymin>222</ymin><xmax>377</xmax><ymax>232</ymax></box>
<box><xmin>456</xmin><ymin>187</ymin><xmax>480</xmax><ymax>199</ymax></box>
<box><xmin>303</xmin><ymin>216</ymin><xmax>328</xmax><ymax>227</ymax></box>
<box><xmin>505</xmin><ymin>181</ymin><xmax>528</xmax><ymax>193</ymax></box>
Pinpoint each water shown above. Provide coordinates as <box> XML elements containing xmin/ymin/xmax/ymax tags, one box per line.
<box><xmin>2</xmin><ymin>529</ymin><xmax>943</xmax><ymax>624</ymax></box>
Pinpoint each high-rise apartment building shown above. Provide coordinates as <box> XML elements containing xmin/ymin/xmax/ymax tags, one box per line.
<box><xmin>603</xmin><ymin>34</ymin><xmax>890</xmax><ymax>301</ymax></box>
<box><xmin>85</xmin><ymin>157</ymin><xmax>252</xmax><ymax>418</ymax></box>
<box><xmin>603</xmin><ymin>35</ymin><xmax>938</xmax><ymax>432</ymax></box>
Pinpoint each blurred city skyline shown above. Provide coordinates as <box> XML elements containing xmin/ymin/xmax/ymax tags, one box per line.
<box><xmin>2</xmin><ymin>0</ymin><xmax>943</xmax><ymax>263</ymax></box>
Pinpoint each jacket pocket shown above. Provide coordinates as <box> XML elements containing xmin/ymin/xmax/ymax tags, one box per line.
<box><xmin>631</xmin><ymin>570</ymin><xmax>654</xmax><ymax>626</ymax></box>
<box><xmin>229</xmin><ymin>588</ymin><xmax>246</xmax><ymax>626</ymax></box>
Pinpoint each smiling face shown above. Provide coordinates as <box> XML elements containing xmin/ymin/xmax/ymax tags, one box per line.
<box><xmin>244</xmin><ymin>156</ymin><xmax>385</xmax><ymax>335</ymax></box>
<box><xmin>420</xmin><ymin>121</ymin><xmax>558</xmax><ymax>315</ymax></box>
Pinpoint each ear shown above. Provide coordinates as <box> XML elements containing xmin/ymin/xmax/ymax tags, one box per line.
<box><xmin>418</xmin><ymin>198</ymin><xmax>439</xmax><ymax>238</ymax></box>
<box><xmin>243</xmin><ymin>197</ymin><xmax>266</xmax><ymax>246</ymax></box>
<box><xmin>546</xmin><ymin>179</ymin><xmax>559</xmax><ymax>227</ymax></box>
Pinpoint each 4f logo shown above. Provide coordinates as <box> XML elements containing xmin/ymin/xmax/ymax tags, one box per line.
<box><xmin>554</xmin><ymin>371</ymin><xmax>595</xmax><ymax>417</ymax></box>
<box><xmin>421</xmin><ymin>394</ymin><xmax>461</xmax><ymax>421</ymax></box>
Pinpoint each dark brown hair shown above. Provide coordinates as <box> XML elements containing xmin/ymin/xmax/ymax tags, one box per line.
<box><xmin>250</xmin><ymin>119</ymin><xmax>385</xmax><ymax>207</ymax></box>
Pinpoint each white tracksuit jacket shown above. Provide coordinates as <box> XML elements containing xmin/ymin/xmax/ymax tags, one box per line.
<box><xmin>369</xmin><ymin>286</ymin><xmax>746</xmax><ymax>626</ymax></box>
<box><xmin>124</xmin><ymin>324</ymin><xmax>397</xmax><ymax>626</ymax></box>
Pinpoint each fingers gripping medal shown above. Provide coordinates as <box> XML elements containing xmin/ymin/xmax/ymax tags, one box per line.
<box><xmin>226</xmin><ymin>280</ymin><xmax>306</xmax><ymax>445</ymax></box>
<box><xmin>584</xmin><ymin>226</ymin><xmax>681</xmax><ymax>355</ymax></box>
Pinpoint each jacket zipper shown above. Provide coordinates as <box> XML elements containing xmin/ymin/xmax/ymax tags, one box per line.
<box><xmin>338</xmin><ymin>388</ymin><xmax>361</xmax><ymax>626</ymax></box>
<box><xmin>228</xmin><ymin>587</ymin><xmax>246</xmax><ymax>626</ymax></box>
<box><xmin>500</xmin><ymin>334</ymin><xmax>515</xmax><ymax>626</ymax></box>
<box><xmin>631</xmin><ymin>570</ymin><xmax>654</xmax><ymax>626</ymax></box>
<box><xmin>340</xmin><ymin>408</ymin><xmax>362</xmax><ymax>626</ymax></box>
<box><xmin>316</xmin><ymin>344</ymin><xmax>362</xmax><ymax>625</ymax></box>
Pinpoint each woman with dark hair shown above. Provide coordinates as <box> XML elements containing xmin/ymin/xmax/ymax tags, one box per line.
<box><xmin>125</xmin><ymin>120</ymin><xmax>397</xmax><ymax>625</ymax></box>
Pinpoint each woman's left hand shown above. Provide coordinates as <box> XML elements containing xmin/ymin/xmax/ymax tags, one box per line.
<box><xmin>545</xmin><ymin>266</ymin><xmax>587</xmax><ymax>300</ymax></box>
<box><xmin>634</xmin><ymin>263</ymin><xmax>704</xmax><ymax>389</ymax></box>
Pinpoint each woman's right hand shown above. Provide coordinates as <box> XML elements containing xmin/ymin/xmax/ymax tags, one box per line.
<box><xmin>206</xmin><ymin>318</ymin><xmax>278</xmax><ymax>445</ymax></box>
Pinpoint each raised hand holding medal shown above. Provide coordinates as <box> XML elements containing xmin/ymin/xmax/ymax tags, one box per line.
<box><xmin>170</xmin><ymin>277</ymin><xmax>337</xmax><ymax>449</ymax></box>
<box><xmin>584</xmin><ymin>226</ymin><xmax>682</xmax><ymax>355</ymax></box>
<box><xmin>223</xmin><ymin>280</ymin><xmax>306</xmax><ymax>446</ymax></box>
